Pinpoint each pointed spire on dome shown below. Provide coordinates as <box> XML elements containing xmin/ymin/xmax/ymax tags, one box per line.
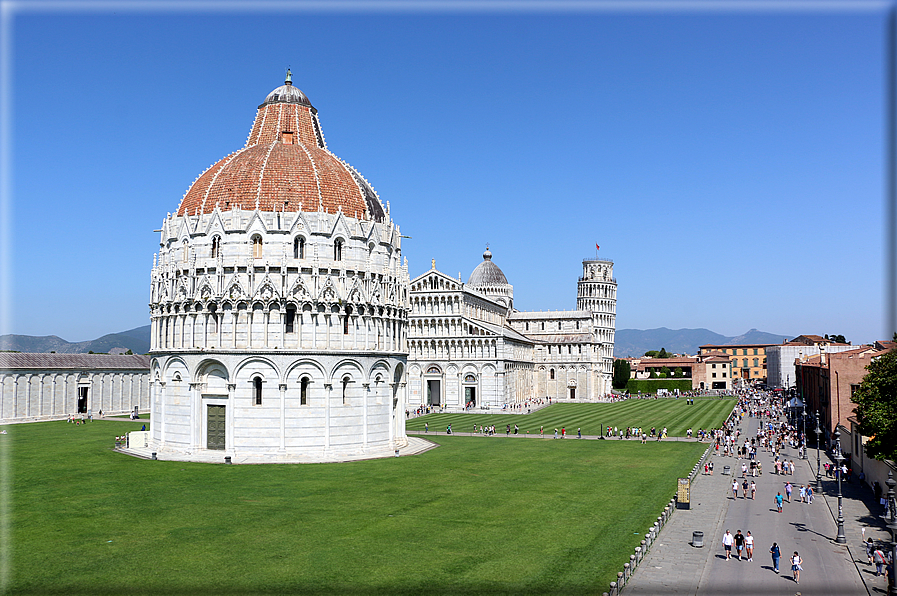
<box><xmin>285</xmin><ymin>68</ymin><xmax>292</xmax><ymax>86</ymax></box>
<box><xmin>483</xmin><ymin>243</ymin><xmax>492</xmax><ymax>261</ymax></box>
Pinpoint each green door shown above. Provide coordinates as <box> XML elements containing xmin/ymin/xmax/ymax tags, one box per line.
<box><xmin>207</xmin><ymin>405</ymin><xmax>226</xmax><ymax>450</ymax></box>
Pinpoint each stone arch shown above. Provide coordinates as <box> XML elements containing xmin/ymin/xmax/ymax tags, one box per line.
<box><xmin>196</xmin><ymin>359</ymin><xmax>230</xmax><ymax>395</ymax></box>
<box><xmin>233</xmin><ymin>356</ymin><xmax>281</xmax><ymax>383</ymax></box>
<box><xmin>330</xmin><ymin>358</ymin><xmax>366</xmax><ymax>384</ymax></box>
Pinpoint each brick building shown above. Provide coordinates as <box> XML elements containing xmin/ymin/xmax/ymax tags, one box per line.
<box><xmin>794</xmin><ymin>341</ymin><xmax>892</xmax><ymax>437</ymax></box>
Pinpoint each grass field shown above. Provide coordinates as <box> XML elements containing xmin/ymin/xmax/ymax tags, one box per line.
<box><xmin>406</xmin><ymin>397</ymin><xmax>737</xmax><ymax>437</ymax></box>
<box><xmin>3</xmin><ymin>401</ymin><xmax>728</xmax><ymax>595</ymax></box>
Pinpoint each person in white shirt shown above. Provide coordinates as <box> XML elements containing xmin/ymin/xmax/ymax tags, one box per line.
<box><xmin>722</xmin><ymin>530</ymin><xmax>734</xmax><ymax>560</ymax></box>
<box><xmin>745</xmin><ymin>531</ymin><xmax>754</xmax><ymax>561</ymax></box>
<box><xmin>791</xmin><ymin>551</ymin><xmax>802</xmax><ymax>583</ymax></box>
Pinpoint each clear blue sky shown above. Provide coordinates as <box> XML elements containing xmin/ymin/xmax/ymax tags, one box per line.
<box><xmin>1</xmin><ymin>1</ymin><xmax>891</xmax><ymax>347</ymax></box>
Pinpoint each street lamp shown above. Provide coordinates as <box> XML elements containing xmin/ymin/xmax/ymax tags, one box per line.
<box><xmin>834</xmin><ymin>430</ymin><xmax>847</xmax><ymax>544</ymax></box>
<box><xmin>885</xmin><ymin>472</ymin><xmax>897</xmax><ymax>595</ymax></box>
<box><xmin>802</xmin><ymin>402</ymin><xmax>807</xmax><ymax>459</ymax></box>
<box><xmin>814</xmin><ymin>410</ymin><xmax>822</xmax><ymax>493</ymax></box>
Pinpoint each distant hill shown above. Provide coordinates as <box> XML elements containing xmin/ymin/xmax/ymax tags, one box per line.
<box><xmin>0</xmin><ymin>325</ymin><xmax>151</xmax><ymax>355</ymax></box>
<box><xmin>0</xmin><ymin>324</ymin><xmax>791</xmax><ymax>359</ymax></box>
<box><xmin>614</xmin><ymin>328</ymin><xmax>791</xmax><ymax>358</ymax></box>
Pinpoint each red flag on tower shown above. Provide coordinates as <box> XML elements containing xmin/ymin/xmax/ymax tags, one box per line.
<box><xmin>596</xmin><ymin>243</ymin><xmax>600</xmax><ymax>251</ymax></box>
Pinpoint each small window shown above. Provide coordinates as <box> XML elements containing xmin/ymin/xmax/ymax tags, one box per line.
<box><xmin>753</xmin><ymin>348</ymin><xmax>758</xmax><ymax>355</ymax></box>
<box><xmin>753</xmin><ymin>358</ymin><xmax>759</xmax><ymax>367</ymax></box>
<box><xmin>525</xmin><ymin>322</ymin><xmax>529</xmax><ymax>331</ymax></box>
<box><xmin>558</xmin><ymin>321</ymin><xmax>562</xmax><ymax>330</ymax></box>
<box><xmin>712</xmin><ymin>372</ymin><xmax>717</xmax><ymax>378</ymax></box>
<box><xmin>252</xmin><ymin>235</ymin><xmax>263</xmax><ymax>258</ymax></box>
<box><xmin>550</xmin><ymin>368</ymin><xmax>555</xmax><ymax>380</ymax></box>
<box><xmin>300</xmin><ymin>378</ymin><xmax>309</xmax><ymax>405</ymax></box>
<box><xmin>182</xmin><ymin>239</ymin><xmax>189</xmax><ymax>262</ymax></box>
<box><xmin>712</xmin><ymin>363</ymin><xmax>717</xmax><ymax>369</ymax></box>
<box><xmin>286</xmin><ymin>309</ymin><xmax>296</xmax><ymax>333</ymax></box>
<box><xmin>344</xmin><ymin>314</ymin><xmax>350</xmax><ymax>335</ymax></box>
<box><xmin>211</xmin><ymin>236</ymin><xmax>221</xmax><ymax>258</ymax></box>
<box><xmin>254</xmin><ymin>377</ymin><xmax>263</xmax><ymax>405</ymax></box>
<box><xmin>334</xmin><ymin>239</ymin><xmax>343</xmax><ymax>261</ymax></box>
<box><xmin>342</xmin><ymin>376</ymin><xmax>350</xmax><ymax>405</ymax></box>
<box><xmin>294</xmin><ymin>237</ymin><xmax>305</xmax><ymax>259</ymax></box>
<box><xmin>541</xmin><ymin>322</ymin><xmax>545</xmax><ymax>330</ymax></box>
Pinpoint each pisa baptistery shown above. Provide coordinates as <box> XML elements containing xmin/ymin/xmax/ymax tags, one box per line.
<box><xmin>148</xmin><ymin>72</ymin><xmax>409</xmax><ymax>462</ymax></box>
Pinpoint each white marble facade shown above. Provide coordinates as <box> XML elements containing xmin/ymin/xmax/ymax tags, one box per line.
<box><xmin>0</xmin><ymin>354</ymin><xmax>151</xmax><ymax>421</ymax></box>
<box><xmin>148</xmin><ymin>74</ymin><xmax>409</xmax><ymax>461</ymax></box>
<box><xmin>408</xmin><ymin>251</ymin><xmax>616</xmax><ymax>408</ymax></box>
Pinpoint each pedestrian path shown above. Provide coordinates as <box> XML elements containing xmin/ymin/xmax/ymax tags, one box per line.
<box><xmin>624</xmin><ymin>414</ymin><xmax>872</xmax><ymax>595</ymax></box>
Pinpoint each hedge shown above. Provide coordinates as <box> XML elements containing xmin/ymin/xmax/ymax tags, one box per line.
<box><xmin>625</xmin><ymin>379</ymin><xmax>693</xmax><ymax>394</ymax></box>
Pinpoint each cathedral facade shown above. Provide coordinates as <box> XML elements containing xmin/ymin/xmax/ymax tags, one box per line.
<box><xmin>148</xmin><ymin>73</ymin><xmax>409</xmax><ymax>461</ymax></box>
<box><xmin>407</xmin><ymin>250</ymin><xmax>616</xmax><ymax>408</ymax></box>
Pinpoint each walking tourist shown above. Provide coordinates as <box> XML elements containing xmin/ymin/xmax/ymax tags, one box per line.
<box><xmin>775</xmin><ymin>492</ymin><xmax>784</xmax><ymax>513</ymax></box>
<box><xmin>745</xmin><ymin>531</ymin><xmax>754</xmax><ymax>561</ymax></box>
<box><xmin>770</xmin><ymin>542</ymin><xmax>781</xmax><ymax>573</ymax></box>
<box><xmin>722</xmin><ymin>530</ymin><xmax>734</xmax><ymax>560</ymax></box>
<box><xmin>734</xmin><ymin>530</ymin><xmax>745</xmax><ymax>560</ymax></box>
<box><xmin>874</xmin><ymin>545</ymin><xmax>887</xmax><ymax>576</ymax></box>
<box><xmin>791</xmin><ymin>551</ymin><xmax>802</xmax><ymax>583</ymax></box>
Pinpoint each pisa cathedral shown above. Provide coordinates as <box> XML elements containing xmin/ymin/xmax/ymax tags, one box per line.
<box><xmin>408</xmin><ymin>249</ymin><xmax>616</xmax><ymax>408</ymax></box>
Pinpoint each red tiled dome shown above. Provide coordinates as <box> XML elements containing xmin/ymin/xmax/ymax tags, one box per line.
<box><xmin>177</xmin><ymin>73</ymin><xmax>385</xmax><ymax>221</ymax></box>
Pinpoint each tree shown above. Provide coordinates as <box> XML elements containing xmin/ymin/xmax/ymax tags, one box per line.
<box><xmin>644</xmin><ymin>350</ymin><xmax>659</xmax><ymax>358</ymax></box>
<box><xmin>853</xmin><ymin>337</ymin><xmax>897</xmax><ymax>460</ymax></box>
<box><xmin>613</xmin><ymin>359</ymin><xmax>631</xmax><ymax>390</ymax></box>
<box><xmin>674</xmin><ymin>367</ymin><xmax>683</xmax><ymax>378</ymax></box>
<box><xmin>825</xmin><ymin>334</ymin><xmax>848</xmax><ymax>344</ymax></box>
<box><xmin>660</xmin><ymin>366</ymin><xmax>671</xmax><ymax>378</ymax></box>
<box><xmin>658</xmin><ymin>348</ymin><xmax>670</xmax><ymax>359</ymax></box>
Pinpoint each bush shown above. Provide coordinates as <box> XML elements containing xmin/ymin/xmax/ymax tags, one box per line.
<box><xmin>625</xmin><ymin>379</ymin><xmax>692</xmax><ymax>394</ymax></box>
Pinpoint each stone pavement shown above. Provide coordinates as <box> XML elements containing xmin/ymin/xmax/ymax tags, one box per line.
<box><xmin>623</xmin><ymin>413</ymin><xmax>883</xmax><ymax>596</ymax></box>
<box><xmin>119</xmin><ymin>436</ymin><xmax>437</xmax><ymax>464</ymax></box>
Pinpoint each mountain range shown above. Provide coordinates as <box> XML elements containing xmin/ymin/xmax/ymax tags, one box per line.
<box><xmin>0</xmin><ymin>325</ymin><xmax>151</xmax><ymax>355</ymax></box>
<box><xmin>614</xmin><ymin>327</ymin><xmax>791</xmax><ymax>358</ymax></box>
<box><xmin>1</xmin><ymin>324</ymin><xmax>790</xmax><ymax>358</ymax></box>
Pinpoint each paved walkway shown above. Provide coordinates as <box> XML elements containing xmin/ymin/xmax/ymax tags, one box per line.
<box><xmin>119</xmin><ymin>436</ymin><xmax>437</xmax><ymax>464</ymax></box>
<box><xmin>624</xmin><ymin>413</ymin><xmax>888</xmax><ymax>595</ymax></box>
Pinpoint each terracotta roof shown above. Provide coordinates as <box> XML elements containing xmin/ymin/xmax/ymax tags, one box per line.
<box><xmin>638</xmin><ymin>357</ymin><xmax>698</xmax><ymax>366</ymax></box>
<box><xmin>699</xmin><ymin>343</ymin><xmax>775</xmax><ymax>349</ymax></box>
<box><xmin>534</xmin><ymin>334</ymin><xmax>593</xmax><ymax>344</ymax></box>
<box><xmin>176</xmin><ymin>77</ymin><xmax>385</xmax><ymax>222</ymax></box>
<box><xmin>0</xmin><ymin>353</ymin><xmax>151</xmax><ymax>370</ymax></box>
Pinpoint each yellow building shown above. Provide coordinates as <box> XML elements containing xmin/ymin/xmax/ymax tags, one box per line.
<box><xmin>698</xmin><ymin>343</ymin><xmax>774</xmax><ymax>386</ymax></box>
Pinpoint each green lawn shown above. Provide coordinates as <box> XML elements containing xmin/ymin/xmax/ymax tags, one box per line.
<box><xmin>3</xmin><ymin>407</ymin><xmax>721</xmax><ymax>595</ymax></box>
<box><xmin>406</xmin><ymin>397</ymin><xmax>737</xmax><ymax>437</ymax></box>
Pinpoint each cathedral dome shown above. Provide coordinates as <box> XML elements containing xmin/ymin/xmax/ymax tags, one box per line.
<box><xmin>468</xmin><ymin>247</ymin><xmax>509</xmax><ymax>287</ymax></box>
<box><xmin>177</xmin><ymin>71</ymin><xmax>385</xmax><ymax>222</ymax></box>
